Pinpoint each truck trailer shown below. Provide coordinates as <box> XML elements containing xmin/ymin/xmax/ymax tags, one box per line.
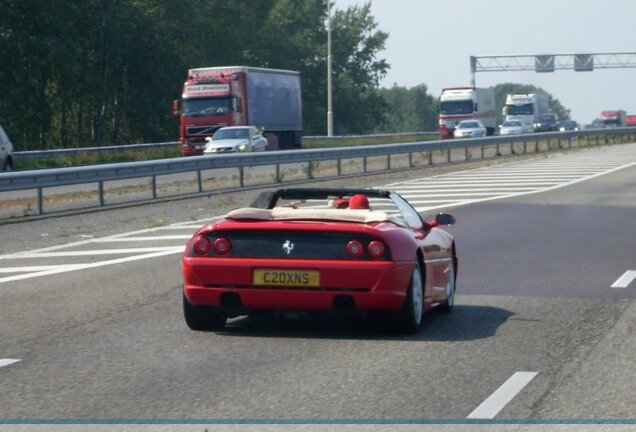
<box><xmin>439</xmin><ymin>87</ymin><xmax>496</xmax><ymax>139</ymax></box>
<box><xmin>503</xmin><ymin>93</ymin><xmax>550</xmax><ymax>131</ymax></box>
<box><xmin>600</xmin><ymin>110</ymin><xmax>627</xmax><ymax>127</ymax></box>
<box><xmin>173</xmin><ymin>66</ymin><xmax>302</xmax><ymax>156</ymax></box>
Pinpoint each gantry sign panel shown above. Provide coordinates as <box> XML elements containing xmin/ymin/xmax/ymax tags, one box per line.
<box><xmin>469</xmin><ymin>52</ymin><xmax>636</xmax><ymax>84</ymax></box>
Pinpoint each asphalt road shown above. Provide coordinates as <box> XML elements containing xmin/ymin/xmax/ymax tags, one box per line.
<box><xmin>0</xmin><ymin>145</ymin><xmax>634</xmax><ymax>423</ymax></box>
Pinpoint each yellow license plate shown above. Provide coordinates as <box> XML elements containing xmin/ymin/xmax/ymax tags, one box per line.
<box><xmin>253</xmin><ymin>269</ymin><xmax>320</xmax><ymax>287</ymax></box>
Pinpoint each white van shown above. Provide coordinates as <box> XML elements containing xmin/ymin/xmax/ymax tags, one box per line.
<box><xmin>0</xmin><ymin>124</ymin><xmax>14</xmax><ymax>171</ymax></box>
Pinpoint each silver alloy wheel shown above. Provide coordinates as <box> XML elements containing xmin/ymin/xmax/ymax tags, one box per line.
<box><xmin>412</xmin><ymin>264</ymin><xmax>423</xmax><ymax>324</ymax></box>
<box><xmin>445</xmin><ymin>264</ymin><xmax>455</xmax><ymax>307</ymax></box>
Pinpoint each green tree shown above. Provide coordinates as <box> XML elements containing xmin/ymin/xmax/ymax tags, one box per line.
<box><xmin>377</xmin><ymin>84</ymin><xmax>438</xmax><ymax>132</ymax></box>
<box><xmin>0</xmin><ymin>0</ymin><xmax>393</xmax><ymax>149</ymax></box>
<box><xmin>327</xmin><ymin>2</ymin><xmax>389</xmax><ymax>135</ymax></box>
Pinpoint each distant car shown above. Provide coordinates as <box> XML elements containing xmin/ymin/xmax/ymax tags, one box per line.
<box><xmin>0</xmin><ymin>124</ymin><xmax>14</xmax><ymax>171</ymax></box>
<box><xmin>453</xmin><ymin>120</ymin><xmax>487</xmax><ymax>138</ymax></box>
<box><xmin>499</xmin><ymin>119</ymin><xmax>533</xmax><ymax>135</ymax></box>
<box><xmin>181</xmin><ymin>187</ymin><xmax>458</xmax><ymax>334</ymax></box>
<box><xmin>204</xmin><ymin>126</ymin><xmax>268</xmax><ymax>154</ymax></box>
<box><xmin>533</xmin><ymin>113</ymin><xmax>559</xmax><ymax>132</ymax></box>
<box><xmin>559</xmin><ymin>120</ymin><xmax>579</xmax><ymax>131</ymax></box>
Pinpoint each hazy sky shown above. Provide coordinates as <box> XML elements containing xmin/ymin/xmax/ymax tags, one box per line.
<box><xmin>336</xmin><ymin>0</ymin><xmax>636</xmax><ymax>123</ymax></box>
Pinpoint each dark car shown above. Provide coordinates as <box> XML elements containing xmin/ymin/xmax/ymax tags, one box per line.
<box><xmin>559</xmin><ymin>120</ymin><xmax>579</xmax><ymax>131</ymax></box>
<box><xmin>534</xmin><ymin>113</ymin><xmax>559</xmax><ymax>132</ymax></box>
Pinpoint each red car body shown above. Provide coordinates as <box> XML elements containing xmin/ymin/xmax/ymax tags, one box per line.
<box><xmin>182</xmin><ymin>188</ymin><xmax>457</xmax><ymax>334</ymax></box>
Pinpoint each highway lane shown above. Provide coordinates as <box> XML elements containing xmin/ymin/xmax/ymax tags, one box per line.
<box><xmin>0</xmin><ymin>145</ymin><xmax>634</xmax><ymax>420</ymax></box>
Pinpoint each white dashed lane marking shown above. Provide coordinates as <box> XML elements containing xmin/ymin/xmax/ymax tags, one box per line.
<box><xmin>467</xmin><ymin>371</ymin><xmax>539</xmax><ymax>419</ymax></box>
<box><xmin>0</xmin><ymin>359</ymin><xmax>21</xmax><ymax>368</ymax></box>
<box><xmin>611</xmin><ymin>271</ymin><xmax>636</xmax><ymax>289</ymax></box>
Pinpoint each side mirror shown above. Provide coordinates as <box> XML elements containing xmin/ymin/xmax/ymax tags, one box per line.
<box><xmin>172</xmin><ymin>100</ymin><xmax>180</xmax><ymax>117</ymax></box>
<box><xmin>435</xmin><ymin>213</ymin><xmax>456</xmax><ymax>226</ymax></box>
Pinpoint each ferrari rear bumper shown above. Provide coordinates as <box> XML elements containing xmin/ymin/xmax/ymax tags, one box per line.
<box><xmin>183</xmin><ymin>258</ymin><xmax>413</xmax><ymax>312</ymax></box>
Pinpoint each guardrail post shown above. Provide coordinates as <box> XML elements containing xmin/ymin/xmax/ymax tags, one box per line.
<box><xmin>387</xmin><ymin>154</ymin><xmax>391</xmax><ymax>170</ymax></box>
<box><xmin>197</xmin><ymin>170</ymin><xmax>203</xmax><ymax>193</ymax></box>
<box><xmin>428</xmin><ymin>151</ymin><xmax>433</xmax><ymax>165</ymax></box>
<box><xmin>496</xmin><ymin>143</ymin><xmax>501</xmax><ymax>157</ymax></box>
<box><xmin>239</xmin><ymin>166</ymin><xmax>244</xmax><ymax>187</ymax></box>
<box><xmin>568</xmin><ymin>137</ymin><xmax>572</xmax><ymax>149</ymax></box>
<box><xmin>510</xmin><ymin>141</ymin><xmax>515</xmax><ymax>155</ymax></box>
<box><xmin>307</xmin><ymin>161</ymin><xmax>313</xmax><ymax>179</ymax></box>
<box><xmin>480</xmin><ymin>145</ymin><xmax>484</xmax><ymax>159</ymax></box>
<box><xmin>465</xmin><ymin>146</ymin><xmax>469</xmax><ymax>160</ymax></box>
<box><xmin>276</xmin><ymin>164</ymin><xmax>281</xmax><ymax>183</ymax></box>
<box><xmin>535</xmin><ymin>139</ymin><xmax>539</xmax><ymax>153</ymax></box>
<box><xmin>151</xmin><ymin>176</ymin><xmax>157</xmax><ymax>199</ymax></box>
<box><xmin>558</xmin><ymin>136</ymin><xmax>562</xmax><ymax>149</ymax></box>
<box><xmin>98</xmin><ymin>181</ymin><xmax>104</xmax><ymax>206</ymax></box>
<box><xmin>408</xmin><ymin>152</ymin><xmax>413</xmax><ymax>167</ymax></box>
<box><xmin>363</xmin><ymin>156</ymin><xmax>367</xmax><ymax>173</ymax></box>
<box><xmin>447</xmin><ymin>148</ymin><xmax>451</xmax><ymax>163</ymax></box>
<box><xmin>523</xmin><ymin>140</ymin><xmax>527</xmax><ymax>154</ymax></box>
<box><xmin>37</xmin><ymin>188</ymin><xmax>44</xmax><ymax>215</ymax></box>
<box><xmin>337</xmin><ymin>159</ymin><xmax>341</xmax><ymax>176</ymax></box>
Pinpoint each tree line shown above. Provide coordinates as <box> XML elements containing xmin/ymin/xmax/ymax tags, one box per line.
<box><xmin>0</xmin><ymin>0</ymin><xmax>571</xmax><ymax>151</ymax></box>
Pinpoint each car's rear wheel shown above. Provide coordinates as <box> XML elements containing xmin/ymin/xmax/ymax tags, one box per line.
<box><xmin>392</xmin><ymin>260</ymin><xmax>424</xmax><ymax>334</ymax></box>
<box><xmin>183</xmin><ymin>293</ymin><xmax>226</xmax><ymax>331</ymax></box>
<box><xmin>438</xmin><ymin>259</ymin><xmax>456</xmax><ymax>313</ymax></box>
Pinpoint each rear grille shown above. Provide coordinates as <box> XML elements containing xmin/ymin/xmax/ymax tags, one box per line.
<box><xmin>202</xmin><ymin>231</ymin><xmax>390</xmax><ymax>260</ymax></box>
<box><xmin>186</xmin><ymin>125</ymin><xmax>221</xmax><ymax>136</ymax></box>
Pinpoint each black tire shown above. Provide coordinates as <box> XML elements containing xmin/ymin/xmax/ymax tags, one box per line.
<box><xmin>392</xmin><ymin>260</ymin><xmax>424</xmax><ymax>334</ymax></box>
<box><xmin>438</xmin><ymin>257</ymin><xmax>456</xmax><ymax>314</ymax></box>
<box><xmin>183</xmin><ymin>293</ymin><xmax>226</xmax><ymax>331</ymax></box>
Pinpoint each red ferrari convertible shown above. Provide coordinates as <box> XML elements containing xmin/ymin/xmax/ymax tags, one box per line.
<box><xmin>182</xmin><ymin>188</ymin><xmax>457</xmax><ymax>334</ymax></box>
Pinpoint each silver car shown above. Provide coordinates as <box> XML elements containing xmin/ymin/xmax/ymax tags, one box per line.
<box><xmin>0</xmin><ymin>124</ymin><xmax>14</xmax><ymax>171</ymax></box>
<box><xmin>499</xmin><ymin>119</ymin><xmax>533</xmax><ymax>135</ymax></box>
<box><xmin>453</xmin><ymin>120</ymin><xmax>487</xmax><ymax>138</ymax></box>
<box><xmin>204</xmin><ymin>126</ymin><xmax>268</xmax><ymax>154</ymax></box>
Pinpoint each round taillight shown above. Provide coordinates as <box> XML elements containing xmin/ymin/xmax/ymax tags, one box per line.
<box><xmin>192</xmin><ymin>236</ymin><xmax>211</xmax><ymax>255</ymax></box>
<box><xmin>368</xmin><ymin>241</ymin><xmax>385</xmax><ymax>258</ymax></box>
<box><xmin>345</xmin><ymin>240</ymin><xmax>364</xmax><ymax>258</ymax></box>
<box><xmin>213</xmin><ymin>237</ymin><xmax>232</xmax><ymax>256</ymax></box>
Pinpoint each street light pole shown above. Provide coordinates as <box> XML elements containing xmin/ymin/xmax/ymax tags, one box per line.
<box><xmin>327</xmin><ymin>0</ymin><xmax>333</xmax><ymax>136</ymax></box>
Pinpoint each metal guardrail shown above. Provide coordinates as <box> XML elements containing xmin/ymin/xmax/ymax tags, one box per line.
<box><xmin>14</xmin><ymin>141</ymin><xmax>178</xmax><ymax>160</ymax></box>
<box><xmin>2</xmin><ymin>128</ymin><xmax>634</xmax><ymax>216</ymax></box>
<box><xmin>302</xmin><ymin>131</ymin><xmax>439</xmax><ymax>143</ymax></box>
<box><xmin>13</xmin><ymin>131</ymin><xmax>439</xmax><ymax>160</ymax></box>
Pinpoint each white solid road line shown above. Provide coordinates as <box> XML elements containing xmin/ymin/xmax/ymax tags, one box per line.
<box><xmin>0</xmin><ymin>247</ymin><xmax>180</xmax><ymax>260</ymax></box>
<box><xmin>611</xmin><ymin>271</ymin><xmax>636</xmax><ymax>289</ymax></box>
<box><xmin>0</xmin><ymin>359</ymin><xmax>21</xmax><ymax>368</ymax></box>
<box><xmin>467</xmin><ymin>371</ymin><xmax>538</xmax><ymax>419</ymax></box>
<box><xmin>0</xmin><ymin>248</ymin><xmax>183</xmax><ymax>284</ymax></box>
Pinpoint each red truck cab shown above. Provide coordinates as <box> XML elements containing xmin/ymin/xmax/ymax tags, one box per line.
<box><xmin>173</xmin><ymin>68</ymin><xmax>247</xmax><ymax>156</ymax></box>
<box><xmin>173</xmin><ymin>66</ymin><xmax>302</xmax><ymax>156</ymax></box>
